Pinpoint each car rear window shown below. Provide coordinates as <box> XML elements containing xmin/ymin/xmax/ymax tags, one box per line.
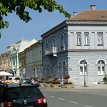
<box><xmin>5</xmin><ymin>86</ymin><xmax>43</xmax><ymax>100</ymax></box>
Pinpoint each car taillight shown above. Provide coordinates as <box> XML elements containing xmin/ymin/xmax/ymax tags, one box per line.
<box><xmin>36</xmin><ymin>98</ymin><xmax>47</xmax><ymax>104</ymax></box>
<box><xmin>4</xmin><ymin>101</ymin><xmax>14</xmax><ymax>107</ymax></box>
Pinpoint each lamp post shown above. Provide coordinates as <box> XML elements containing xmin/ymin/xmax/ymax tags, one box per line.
<box><xmin>60</xmin><ymin>58</ymin><xmax>69</xmax><ymax>86</ymax></box>
<box><xmin>61</xmin><ymin>65</ymin><xmax>64</xmax><ymax>85</ymax></box>
<box><xmin>83</xmin><ymin>59</ymin><xmax>87</xmax><ymax>87</ymax></box>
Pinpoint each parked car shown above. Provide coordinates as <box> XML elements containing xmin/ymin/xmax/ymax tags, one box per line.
<box><xmin>8</xmin><ymin>77</ymin><xmax>21</xmax><ymax>83</ymax></box>
<box><xmin>20</xmin><ymin>78</ymin><xmax>40</xmax><ymax>86</ymax></box>
<box><xmin>0</xmin><ymin>83</ymin><xmax>47</xmax><ymax>107</ymax></box>
<box><xmin>14</xmin><ymin>77</ymin><xmax>21</xmax><ymax>83</ymax></box>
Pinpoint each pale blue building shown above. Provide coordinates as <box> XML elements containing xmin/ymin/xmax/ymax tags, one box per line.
<box><xmin>7</xmin><ymin>40</ymin><xmax>30</xmax><ymax>77</ymax></box>
<box><xmin>41</xmin><ymin>5</ymin><xmax>107</xmax><ymax>85</ymax></box>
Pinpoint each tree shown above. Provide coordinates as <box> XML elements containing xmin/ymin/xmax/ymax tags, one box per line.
<box><xmin>0</xmin><ymin>0</ymin><xmax>71</xmax><ymax>29</ymax></box>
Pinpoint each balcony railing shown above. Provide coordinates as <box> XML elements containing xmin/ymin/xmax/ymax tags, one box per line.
<box><xmin>45</xmin><ymin>48</ymin><xmax>57</xmax><ymax>56</ymax></box>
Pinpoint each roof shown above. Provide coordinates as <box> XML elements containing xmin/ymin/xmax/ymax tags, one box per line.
<box><xmin>41</xmin><ymin>9</ymin><xmax>107</xmax><ymax>38</ymax></box>
<box><xmin>70</xmin><ymin>10</ymin><xmax>107</xmax><ymax>21</ymax></box>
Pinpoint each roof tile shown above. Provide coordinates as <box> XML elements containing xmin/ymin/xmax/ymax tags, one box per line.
<box><xmin>70</xmin><ymin>10</ymin><xmax>107</xmax><ymax>21</ymax></box>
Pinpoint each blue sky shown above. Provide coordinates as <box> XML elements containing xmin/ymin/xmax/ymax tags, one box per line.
<box><xmin>0</xmin><ymin>0</ymin><xmax>107</xmax><ymax>52</ymax></box>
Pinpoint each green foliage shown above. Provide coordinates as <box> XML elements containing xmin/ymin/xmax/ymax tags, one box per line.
<box><xmin>64</xmin><ymin>75</ymin><xmax>70</xmax><ymax>79</ymax></box>
<box><xmin>0</xmin><ymin>0</ymin><xmax>71</xmax><ymax>29</ymax></box>
<box><xmin>103</xmin><ymin>75</ymin><xmax>107</xmax><ymax>84</ymax></box>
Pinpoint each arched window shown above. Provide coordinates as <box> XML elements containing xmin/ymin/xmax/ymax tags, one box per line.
<box><xmin>80</xmin><ymin>60</ymin><xmax>87</xmax><ymax>75</ymax></box>
<box><xmin>97</xmin><ymin>60</ymin><xmax>105</xmax><ymax>75</ymax></box>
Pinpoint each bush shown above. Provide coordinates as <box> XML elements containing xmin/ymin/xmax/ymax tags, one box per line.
<box><xmin>50</xmin><ymin>83</ymin><xmax>54</xmax><ymax>87</ymax></box>
<box><xmin>64</xmin><ymin>75</ymin><xmax>70</xmax><ymax>79</ymax></box>
<box><xmin>103</xmin><ymin>76</ymin><xmax>107</xmax><ymax>84</ymax></box>
<box><xmin>64</xmin><ymin>82</ymin><xmax>73</xmax><ymax>84</ymax></box>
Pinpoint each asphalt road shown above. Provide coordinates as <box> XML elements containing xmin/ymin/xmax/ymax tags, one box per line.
<box><xmin>41</xmin><ymin>88</ymin><xmax>107</xmax><ymax>107</ymax></box>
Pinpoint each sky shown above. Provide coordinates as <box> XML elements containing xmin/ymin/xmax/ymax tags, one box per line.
<box><xmin>0</xmin><ymin>0</ymin><xmax>107</xmax><ymax>53</ymax></box>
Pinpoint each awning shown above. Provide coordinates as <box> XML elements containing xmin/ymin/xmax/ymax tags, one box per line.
<box><xmin>0</xmin><ymin>71</ymin><xmax>13</xmax><ymax>76</ymax></box>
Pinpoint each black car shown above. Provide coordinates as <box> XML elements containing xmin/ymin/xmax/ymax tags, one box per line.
<box><xmin>0</xmin><ymin>83</ymin><xmax>47</xmax><ymax>107</ymax></box>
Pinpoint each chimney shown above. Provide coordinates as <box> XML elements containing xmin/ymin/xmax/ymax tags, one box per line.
<box><xmin>90</xmin><ymin>5</ymin><xmax>96</xmax><ymax>10</ymax></box>
<box><xmin>73</xmin><ymin>12</ymin><xmax>77</xmax><ymax>16</ymax></box>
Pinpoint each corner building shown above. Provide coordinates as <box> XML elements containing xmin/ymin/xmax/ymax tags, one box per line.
<box><xmin>41</xmin><ymin>5</ymin><xmax>107</xmax><ymax>85</ymax></box>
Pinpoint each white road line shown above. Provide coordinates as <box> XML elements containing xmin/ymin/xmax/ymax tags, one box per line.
<box><xmin>50</xmin><ymin>96</ymin><xmax>55</xmax><ymax>98</ymax></box>
<box><xmin>68</xmin><ymin>100</ymin><xmax>79</xmax><ymax>104</ymax></box>
<box><xmin>58</xmin><ymin>98</ymin><xmax>79</xmax><ymax>105</ymax></box>
<box><xmin>49</xmin><ymin>96</ymin><xmax>92</xmax><ymax>107</ymax></box>
<box><xmin>84</xmin><ymin>105</ymin><xmax>93</xmax><ymax>107</ymax></box>
<box><xmin>57</xmin><ymin>98</ymin><xmax>65</xmax><ymax>100</ymax></box>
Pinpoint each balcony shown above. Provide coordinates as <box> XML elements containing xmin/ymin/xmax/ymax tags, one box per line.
<box><xmin>45</xmin><ymin>48</ymin><xmax>57</xmax><ymax>57</ymax></box>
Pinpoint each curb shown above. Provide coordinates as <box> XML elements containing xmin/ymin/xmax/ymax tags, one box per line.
<box><xmin>40</xmin><ymin>84</ymin><xmax>107</xmax><ymax>90</ymax></box>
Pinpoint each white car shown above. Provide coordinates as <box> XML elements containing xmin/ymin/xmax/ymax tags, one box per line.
<box><xmin>8</xmin><ymin>77</ymin><xmax>21</xmax><ymax>83</ymax></box>
<box><xmin>14</xmin><ymin>77</ymin><xmax>21</xmax><ymax>83</ymax></box>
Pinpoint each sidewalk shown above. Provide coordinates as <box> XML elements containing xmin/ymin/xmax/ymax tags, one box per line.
<box><xmin>74</xmin><ymin>84</ymin><xmax>107</xmax><ymax>89</ymax></box>
<box><xmin>40</xmin><ymin>83</ymin><xmax>107</xmax><ymax>90</ymax></box>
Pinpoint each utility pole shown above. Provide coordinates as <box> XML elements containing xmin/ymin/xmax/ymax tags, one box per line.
<box><xmin>83</xmin><ymin>59</ymin><xmax>87</xmax><ymax>87</ymax></box>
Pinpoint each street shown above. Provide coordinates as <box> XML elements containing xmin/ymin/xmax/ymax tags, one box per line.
<box><xmin>41</xmin><ymin>88</ymin><xmax>107</xmax><ymax>107</ymax></box>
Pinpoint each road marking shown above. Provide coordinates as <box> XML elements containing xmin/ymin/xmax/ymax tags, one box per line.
<box><xmin>68</xmin><ymin>100</ymin><xmax>79</xmax><ymax>104</ymax></box>
<box><xmin>49</xmin><ymin>95</ymin><xmax>93</xmax><ymax>107</ymax></box>
<box><xmin>57</xmin><ymin>98</ymin><xmax>65</xmax><ymax>100</ymax></box>
<box><xmin>50</xmin><ymin>96</ymin><xmax>55</xmax><ymax>98</ymax></box>
<box><xmin>84</xmin><ymin>105</ymin><xmax>93</xmax><ymax>107</ymax></box>
<box><xmin>58</xmin><ymin>98</ymin><xmax>79</xmax><ymax>104</ymax></box>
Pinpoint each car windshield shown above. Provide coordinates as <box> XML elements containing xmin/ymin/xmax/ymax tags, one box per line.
<box><xmin>14</xmin><ymin>78</ymin><xmax>20</xmax><ymax>80</ymax></box>
<box><xmin>20</xmin><ymin>79</ymin><xmax>31</xmax><ymax>84</ymax></box>
<box><xmin>6</xmin><ymin>86</ymin><xmax>42</xmax><ymax>100</ymax></box>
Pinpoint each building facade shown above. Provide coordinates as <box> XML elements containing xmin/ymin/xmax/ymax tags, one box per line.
<box><xmin>25</xmin><ymin>40</ymin><xmax>42</xmax><ymax>79</ymax></box>
<box><xmin>0</xmin><ymin>52</ymin><xmax>10</xmax><ymax>72</ymax></box>
<box><xmin>7</xmin><ymin>40</ymin><xmax>31</xmax><ymax>77</ymax></box>
<box><xmin>18</xmin><ymin>51</ymin><xmax>26</xmax><ymax>78</ymax></box>
<box><xmin>41</xmin><ymin>5</ymin><xmax>107</xmax><ymax>85</ymax></box>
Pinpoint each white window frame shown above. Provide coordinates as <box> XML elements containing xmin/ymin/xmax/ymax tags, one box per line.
<box><xmin>52</xmin><ymin>39</ymin><xmax>57</xmax><ymax>53</ymax></box>
<box><xmin>77</xmin><ymin>32</ymin><xmax>82</xmax><ymax>46</ymax></box>
<box><xmin>80</xmin><ymin>60</ymin><xmax>87</xmax><ymax>75</ymax></box>
<box><xmin>84</xmin><ymin>32</ymin><xmax>90</xmax><ymax>46</ymax></box>
<box><xmin>97</xmin><ymin>32</ymin><xmax>103</xmax><ymax>46</ymax></box>
<box><xmin>97</xmin><ymin>60</ymin><xmax>105</xmax><ymax>75</ymax></box>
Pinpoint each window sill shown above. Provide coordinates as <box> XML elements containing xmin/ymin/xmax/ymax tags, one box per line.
<box><xmin>98</xmin><ymin>74</ymin><xmax>104</xmax><ymax>76</ymax></box>
<box><xmin>97</xmin><ymin>44</ymin><xmax>104</xmax><ymax>46</ymax></box>
<box><xmin>84</xmin><ymin>45</ymin><xmax>90</xmax><ymax>46</ymax></box>
<box><xmin>80</xmin><ymin>74</ymin><xmax>87</xmax><ymax>76</ymax></box>
<box><xmin>76</xmin><ymin>45</ymin><xmax>82</xmax><ymax>46</ymax></box>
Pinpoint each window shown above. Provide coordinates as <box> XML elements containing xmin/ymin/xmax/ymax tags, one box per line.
<box><xmin>61</xmin><ymin>36</ymin><xmax>64</xmax><ymax>50</ymax></box>
<box><xmin>97</xmin><ymin>32</ymin><xmax>103</xmax><ymax>46</ymax></box>
<box><xmin>77</xmin><ymin>32</ymin><xmax>82</xmax><ymax>46</ymax></box>
<box><xmin>80</xmin><ymin>60</ymin><xmax>87</xmax><ymax>75</ymax></box>
<box><xmin>97</xmin><ymin>60</ymin><xmax>105</xmax><ymax>75</ymax></box>
<box><xmin>53</xmin><ymin>39</ymin><xmax>57</xmax><ymax>53</ymax></box>
<box><xmin>84</xmin><ymin>32</ymin><xmax>89</xmax><ymax>46</ymax></box>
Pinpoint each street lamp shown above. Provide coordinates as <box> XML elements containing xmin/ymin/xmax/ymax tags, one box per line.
<box><xmin>61</xmin><ymin>65</ymin><xmax>64</xmax><ymax>85</ymax></box>
<box><xmin>61</xmin><ymin>61</ymin><xmax>66</xmax><ymax>86</ymax></box>
<box><xmin>83</xmin><ymin>59</ymin><xmax>87</xmax><ymax>87</ymax></box>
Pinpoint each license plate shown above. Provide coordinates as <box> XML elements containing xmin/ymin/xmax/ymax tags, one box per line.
<box><xmin>27</xmin><ymin>106</ymin><xmax>33</xmax><ymax>107</ymax></box>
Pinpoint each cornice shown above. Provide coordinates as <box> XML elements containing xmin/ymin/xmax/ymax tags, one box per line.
<box><xmin>41</xmin><ymin>20</ymin><xmax>67</xmax><ymax>38</ymax></box>
<box><xmin>67</xmin><ymin>49</ymin><xmax>107</xmax><ymax>52</ymax></box>
<box><xmin>41</xmin><ymin>20</ymin><xmax>107</xmax><ymax>39</ymax></box>
<box><xmin>67</xmin><ymin>20</ymin><xmax>107</xmax><ymax>25</ymax></box>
